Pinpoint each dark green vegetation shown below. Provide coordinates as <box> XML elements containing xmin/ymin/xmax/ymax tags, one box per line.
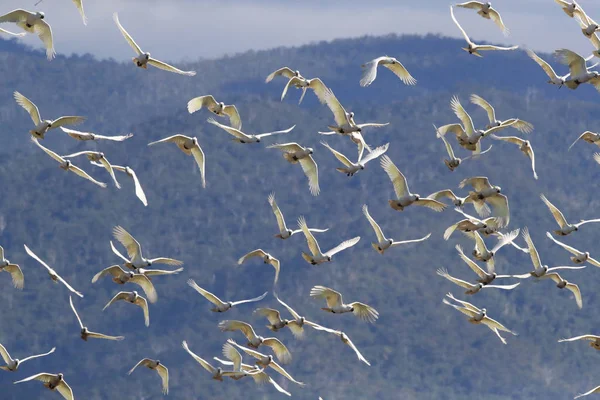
<box><xmin>1</xmin><ymin>34</ymin><xmax>600</xmax><ymax>399</ymax></box>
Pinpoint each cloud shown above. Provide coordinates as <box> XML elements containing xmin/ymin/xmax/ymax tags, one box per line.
<box><xmin>0</xmin><ymin>0</ymin><xmax>599</xmax><ymax>61</ymax></box>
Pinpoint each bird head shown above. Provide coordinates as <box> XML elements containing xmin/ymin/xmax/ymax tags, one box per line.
<box><xmin>128</xmin><ymin>272</ymin><xmax>135</xmax><ymax>278</ymax></box>
<box><xmin>147</xmin><ymin>260</ymin><xmax>152</xmax><ymax>266</ymax></box>
<box><xmin>299</xmin><ymin>316</ymin><xmax>305</xmax><ymax>325</ymax></box>
<box><xmin>286</xmin><ymin>228</ymin><xmax>293</xmax><ymax>236</ymax></box>
<box><xmin>57</xmin><ymin>373</ymin><xmax>64</xmax><ymax>380</ymax></box>
<box><xmin>307</xmin><ymin>148</ymin><xmax>314</xmax><ymax>155</ymax></box>
<box><xmin>98</xmin><ymin>152</ymin><xmax>105</xmax><ymax>158</ymax></box>
<box><xmin>388</xmin><ymin>238</ymin><xmax>394</xmax><ymax>245</ymax></box>
<box><xmin>575</xmin><ymin>227</ymin><xmax>579</xmax><ymax>231</ymax></box>
<box><xmin>144</xmin><ymin>52</ymin><xmax>151</xmax><ymax>59</ymax></box>
<box><xmin>350</xmin><ymin>306</ymin><xmax>355</xmax><ymax>312</ymax></box>
<box><xmin>326</xmin><ymin>255</ymin><xmax>332</xmax><ymax>262</ymax></box>
<box><xmin>267</xmin><ymin>355</ymin><xmax>273</xmax><ymax>363</ymax></box>
<box><xmin>132</xmin><ymin>290</ymin><xmax>139</xmax><ymax>296</ymax></box>
<box><xmin>414</xmin><ymin>194</ymin><xmax>420</xmax><ymax>201</ymax></box>
<box><xmin>294</xmin><ymin>70</ymin><xmax>300</xmax><ymax>76</ymax></box>
<box><xmin>216</xmin><ymin>367</ymin><xmax>222</xmax><ymax>374</ymax></box>
<box><xmin>256</xmin><ymin>138</ymin><xmax>261</xmax><ymax>143</ymax></box>
<box><xmin>37</xmin><ymin>12</ymin><xmax>45</xmax><ymax>19</ymax></box>
<box><xmin>156</xmin><ymin>360</ymin><xmax>161</xmax><ymax>365</ymax></box>
<box><xmin>494</xmin><ymin>186</ymin><xmax>501</xmax><ymax>194</ymax></box>
<box><xmin>192</xmin><ymin>137</ymin><xmax>198</xmax><ymax>146</ymax></box>
<box><xmin>227</xmin><ymin>301</ymin><xmax>233</xmax><ymax>308</ymax></box>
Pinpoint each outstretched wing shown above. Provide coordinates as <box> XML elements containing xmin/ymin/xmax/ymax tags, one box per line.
<box><xmin>324</xmin><ymin>237</ymin><xmax>361</xmax><ymax>258</ymax></box>
<box><xmin>14</xmin><ymin>91</ymin><xmax>41</xmax><ymax>125</ymax></box>
<box><xmin>148</xmin><ymin>57</ymin><xmax>196</xmax><ymax>76</ymax></box>
<box><xmin>380</xmin><ymin>155</ymin><xmax>408</xmax><ymax>198</ymax></box>
<box><xmin>299</xmin><ymin>155</ymin><xmax>319</xmax><ymax>196</ymax></box>
<box><xmin>113</xmin><ymin>13</ymin><xmax>142</xmax><ymax>55</ymax></box>
<box><xmin>362</xmin><ymin>204</ymin><xmax>385</xmax><ymax>242</ymax></box>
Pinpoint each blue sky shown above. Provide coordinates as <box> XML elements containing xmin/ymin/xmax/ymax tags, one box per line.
<box><xmin>2</xmin><ymin>0</ymin><xmax>600</xmax><ymax>61</ymax></box>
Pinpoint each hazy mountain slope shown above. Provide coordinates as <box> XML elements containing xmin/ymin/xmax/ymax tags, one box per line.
<box><xmin>1</xmin><ymin>34</ymin><xmax>600</xmax><ymax>399</ymax></box>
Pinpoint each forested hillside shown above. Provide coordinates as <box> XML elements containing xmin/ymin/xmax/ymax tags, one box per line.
<box><xmin>2</xmin><ymin>34</ymin><xmax>600</xmax><ymax>399</ymax></box>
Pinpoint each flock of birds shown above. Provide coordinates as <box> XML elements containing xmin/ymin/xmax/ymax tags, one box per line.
<box><xmin>3</xmin><ymin>0</ymin><xmax>600</xmax><ymax>399</ymax></box>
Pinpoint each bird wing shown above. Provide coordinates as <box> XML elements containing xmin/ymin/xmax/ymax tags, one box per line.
<box><xmin>359</xmin><ymin>58</ymin><xmax>381</xmax><ymax>87</ymax></box>
<box><xmin>526</xmin><ymin>49</ymin><xmax>560</xmax><ymax>81</ymax></box>
<box><xmin>487</xmin><ymin>194</ymin><xmax>509</xmax><ymax>225</ymax></box>
<box><xmin>147</xmin><ymin>134</ymin><xmax>190</xmax><ymax>147</ymax></box>
<box><xmin>522</xmin><ymin>227</ymin><xmax>543</xmax><ymax>270</ymax></box>
<box><xmin>488</xmin><ymin>8</ymin><xmax>509</xmax><ymax>35</ymax></box>
<box><xmin>545</xmin><ymin>231</ymin><xmax>581</xmax><ymax>256</ymax></box>
<box><xmin>50</xmin><ymin>116</ymin><xmax>86</xmax><ymax>129</ymax></box>
<box><xmin>555</xmin><ymin>48</ymin><xmax>587</xmax><ymax>77</ymax></box>
<box><xmin>254</xmin><ymin>308</ymin><xmax>283</xmax><ymax>326</ymax></box>
<box><xmin>86</xmin><ymin>331</ymin><xmax>125</xmax><ymax>341</ymax></box>
<box><xmin>91</xmin><ymin>265</ymin><xmax>124</xmax><ymax>283</ymax></box>
<box><xmin>56</xmin><ymin>380</ymin><xmax>74</xmax><ymax>400</ymax></box>
<box><xmin>146</xmin><ymin>257</ymin><xmax>183</xmax><ymax>266</ymax></box>
<box><xmin>459</xmin><ymin>176</ymin><xmax>491</xmax><ymax>191</ymax></box>
<box><xmin>360</xmin><ymin>142</ymin><xmax>390</xmax><ymax>164</ymax></box>
<box><xmin>391</xmin><ymin>233</ymin><xmax>431</xmax><ymax>247</ymax></box>
<box><xmin>265</xmin><ymin>67</ymin><xmax>296</xmax><ymax>82</ymax></box>
<box><xmin>384</xmin><ymin>60</ymin><xmax>417</xmax><ymax>85</ymax></box>
<box><xmin>501</xmin><ymin>118</ymin><xmax>534</xmax><ymax>134</ymax></box>
<box><xmin>450</xmin><ymin>5</ymin><xmax>473</xmax><ymax>45</ymax></box>
<box><xmin>18</xmin><ymin>347</ymin><xmax>56</xmax><ymax>364</ymax></box>
<box><xmin>69</xmin><ymin>295</ymin><xmax>84</xmax><ymax>329</ymax></box>
<box><xmin>436</xmin><ymin>268</ymin><xmax>475</xmax><ymax>289</ymax></box>
<box><xmin>490</xmin><ymin>229</ymin><xmax>519</xmax><ymax>254</ymax></box>
<box><xmin>72</xmin><ymin>0</ymin><xmax>87</xmax><ymax>25</ymax></box>
<box><xmin>127</xmin><ymin>358</ymin><xmax>151</xmax><ymax>375</ymax></box>
<box><xmin>299</xmin><ymin>155</ymin><xmax>320</xmax><ymax>196</ymax></box>
<box><xmin>575</xmin><ymin>385</ymin><xmax>600</xmax><ymax>399</ymax></box>
<box><xmin>470</xmin><ymin>94</ymin><xmax>496</xmax><ymax>124</ymax></box>
<box><xmin>310</xmin><ymin>285</ymin><xmax>343</xmax><ymax>308</ymax></box>
<box><xmin>187</xmin><ymin>279</ymin><xmax>224</xmax><ymax>307</ymax></box>
<box><xmin>207</xmin><ymin>117</ymin><xmax>250</xmax><ymax>140</ymax></box>
<box><xmin>238</xmin><ymin>249</ymin><xmax>267</xmax><ymax>265</ymax></box>
<box><xmin>187</xmin><ymin>95</ymin><xmax>217</xmax><ymax>113</ymax></box>
<box><xmin>414</xmin><ymin>198</ymin><xmax>447</xmax><ymax>212</ymax></box>
<box><xmin>0</xmin><ymin>27</ymin><xmax>25</xmax><ymax>37</ymax></box>
<box><xmin>0</xmin><ymin>344</ymin><xmax>11</xmax><ymax>364</ymax></box>
<box><xmin>128</xmin><ymin>168</ymin><xmax>148</xmax><ymax>206</ymax></box>
<box><xmin>484</xmin><ymin>282</ymin><xmax>521</xmax><ymax>291</ymax></box>
<box><xmin>567</xmin><ymin>282</ymin><xmax>583</xmax><ymax>309</ymax></box>
<box><xmin>14</xmin><ymin>372</ymin><xmax>59</xmax><ymax>384</ymax></box>
<box><xmin>129</xmin><ymin>274</ymin><xmax>158</xmax><ymax>303</ymax></box>
<box><xmin>148</xmin><ymin>57</ymin><xmax>196</xmax><ymax>76</ymax></box>
<box><xmin>232</xmin><ymin>292</ymin><xmax>268</xmax><ymax>307</ymax></box>
<box><xmin>456</xmin><ymin>245</ymin><xmax>488</xmax><ymax>279</ymax></box>
<box><xmin>322</xmin><ymin>88</ymin><xmax>349</xmax><ymax>126</ymax></box>
<box><xmin>0</xmin><ymin>9</ymin><xmax>29</xmax><ymax>23</ymax></box>
<box><xmin>349</xmin><ymin>302</ymin><xmax>379</xmax><ymax>323</ymax></box>
<box><xmin>380</xmin><ymin>155</ymin><xmax>408</xmax><ymax>198</ymax></box>
<box><xmin>298</xmin><ymin>216</ymin><xmax>322</xmax><ymax>257</ymax></box>
<box><xmin>362</xmin><ymin>204</ymin><xmax>386</xmax><ymax>242</ymax></box>
<box><xmin>156</xmin><ymin>364</ymin><xmax>169</xmax><ymax>395</ymax></box>
<box><xmin>439</xmin><ymin>132</ymin><xmax>457</xmax><ymax>159</ymax></box>
<box><xmin>540</xmin><ymin>194</ymin><xmax>568</xmax><ymax>228</ymax></box>
<box><xmin>267</xmin><ymin>359</ymin><xmax>304</xmax><ymax>385</ymax></box>
<box><xmin>5</xmin><ymin>264</ymin><xmax>24</xmax><ymax>289</ymax></box>
<box><xmin>222</xmin><ymin>342</ymin><xmax>243</xmax><ymax>371</ymax></box>
<box><xmin>255</xmin><ymin>125</ymin><xmax>296</xmax><ymax>139</ymax></box>
<box><xmin>98</xmin><ymin>156</ymin><xmax>121</xmax><ymax>189</ymax></box>
<box><xmin>306</xmin><ymin>78</ymin><xmax>330</xmax><ymax>104</ymax></box>
<box><xmin>274</xmin><ymin>293</ymin><xmax>301</xmax><ymax>320</ymax></box>
<box><xmin>182</xmin><ymin>341</ymin><xmax>215</xmax><ymax>373</ymax></box>
<box><xmin>450</xmin><ymin>96</ymin><xmax>476</xmax><ymax>137</ymax></box>
<box><xmin>14</xmin><ymin>91</ymin><xmax>41</xmax><ymax>125</ymax></box>
<box><xmin>102</xmin><ymin>291</ymin><xmax>130</xmax><ymax>310</ymax></box>
<box><xmin>190</xmin><ymin>145</ymin><xmax>206</xmax><ymax>188</ymax></box>
<box><xmin>23</xmin><ymin>244</ymin><xmax>54</xmax><ymax>274</ymax></box>
<box><xmin>477</xmin><ymin>45</ymin><xmax>519</xmax><ymax>51</ymax></box>
<box><xmin>481</xmin><ymin>315</ymin><xmax>516</xmax><ymax>335</ymax></box>
<box><xmin>267</xmin><ymin>192</ymin><xmax>287</xmax><ymax>232</ymax></box>
<box><xmin>559</xmin><ymin>335</ymin><xmax>600</xmax><ymax>342</ymax></box>
<box><xmin>267</xmin><ymin>142</ymin><xmax>304</xmax><ymax>153</ymax></box>
<box><xmin>113</xmin><ymin>13</ymin><xmax>142</xmax><ymax>55</ymax></box>
<box><xmin>262</xmin><ymin>338</ymin><xmax>292</xmax><ymax>364</ymax></box>
<box><xmin>220</xmin><ymin>104</ymin><xmax>242</xmax><ymax>130</ymax></box>
<box><xmin>324</xmin><ymin>236</ymin><xmax>361</xmax><ymax>257</ymax></box>
<box><xmin>140</xmin><ymin>267</ymin><xmax>183</xmax><ymax>276</ymax></box>
<box><xmin>344</xmin><ymin>334</ymin><xmax>371</xmax><ymax>366</ymax></box>
<box><xmin>321</xmin><ymin>141</ymin><xmax>353</xmax><ymax>167</ymax></box>
<box><xmin>574</xmin><ymin>219</ymin><xmax>600</xmax><ymax>228</ymax></box>
<box><xmin>112</xmin><ymin>225</ymin><xmax>142</xmax><ymax>260</ymax></box>
<box><xmin>33</xmin><ymin>20</ymin><xmax>55</xmax><ymax>60</ymax></box>
<box><xmin>219</xmin><ymin>321</ymin><xmax>258</xmax><ymax>342</ymax></box>
<box><xmin>55</xmin><ymin>273</ymin><xmax>83</xmax><ymax>297</ymax></box>
<box><xmin>455</xmin><ymin>1</ymin><xmax>484</xmax><ymax>9</ymax></box>
<box><xmin>570</xmin><ymin>131</ymin><xmax>596</xmax><ymax>150</ymax></box>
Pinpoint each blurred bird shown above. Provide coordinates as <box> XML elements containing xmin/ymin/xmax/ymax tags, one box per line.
<box><xmin>490</xmin><ymin>135</ymin><xmax>537</xmax><ymax>179</ymax></box>
<box><xmin>362</xmin><ymin>204</ymin><xmax>431</xmax><ymax>254</ymax></box>
<box><xmin>558</xmin><ymin>334</ymin><xmax>600</xmax><ymax>350</ymax></box>
<box><xmin>450</xmin><ymin>6</ymin><xmax>517</xmax><ymax>57</ymax></box>
<box><xmin>69</xmin><ymin>296</ymin><xmax>124</xmax><ymax>341</ymax></box>
<box><xmin>321</xmin><ymin>141</ymin><xmax>389</xmax><ymax>176</ymax></box>
<box><xmin>267</xmin><ymin>193</ymin><xmax>329</xmax><ymax>239</ymax></box>
<box><xmin>436</xmin><ymin>267</ymin><xmax>520</xmax><ymax>295</ymax></box>
<box><xmin>309</xmin><ymin>325</ymin><xmax>370</xmax><ymax>366</ymax></box>
<box><xmin>213</xmin><ymin>357</ymin><xmax>290</xmax><ymax>395</ymax></box>
<box><xmin>59</xmin><ymin>127</ymin><xmax>132</xmax><ymax>142</ymax></box>
<box><xmin>128</xmin><ymin>358</ymin><xmax>169</xmax><ymax>395</ymax></box>
<box><xmin>148</xmin><ymin>134</ymin><xmax>206</xmax><ymax>188</ymax></box>
<box><xmin>297</xmin><ymin>216</ymin><xmax>361</xmax><ymax>265</ymax></box>
<box><xmin>182</xmin><ymin>340</ymin><xmax>251</xmax><ymax>381</ymax></box>
<box><xmin>237</xmin><ymin>249</ymin><xmax>281</xmax><ymax>286</ymax></box>
<box><xmin>360</xmin><ymin>56</ymin><xmax>417</xmax><ymax>87</ymax></box>
<box><xmin>103</xmin><ymin>291</ymin><xmax>150</xmax><ymax>327</ymax></box>
<box><xmin>380</xmin><ymin>155</ymin><xmax>447</xmax><ymax>212</ymax></box>
<box><xmin>13</xmin><ymin>373</ymin><xmax>73</xmax><ymax>400</ymax></box>
<box><xmin>310</xmin><ymin>285</ymin><xmax>379</xmax><ymax>323</ymax></box>
<box><xmin>207</xmin><ymin>118</ymin><xmax>295</xmax><ymax>144</ymax></box>
<box><xmin>455</xmin><ymin>1</ymin><xmax>509</xmax><ymax>35</ymax></box>
<box><xmin>24</xmin><ymin>244</ymin><xmax>83</xmax><ymax>297</ymax></box>
<box><xmin>569</xmin><ymin>131</ymin><xmax>600</xmax><ymax>150</ymax></box>
<box><xmin>91</xmin><ymin>163</ymin><xmax>147</xmax><ymax>206</ymax></box>
<box><xmin>187</xmin><ymin>279</ymin><xmax>267</xmax><ymax>312</ymax></box>
<box><xmin>265</xmin><ymin>68</ymin><xmax>329</xmax><ymax>104</ymax></box>
<box><xmin>470</xmin><ymin>94</ymin><xmax>533</xmax><ymax>133</ymax></box>
<box><xmin>546</xmin><ymin>232</ymin><xmax>600</xmax><ymax>267</ymax></box>
<box><xmin>540</xmin><ymin>194</ymin><xmax>600</xmax><ymax>236</ymax></box>
<box><xmin>111</xmin><ymin>225</ymin><xmax>183</xmax><ymax>269</ymax></box>
<box><xmin>113</xmin><ymin>13</ymin><xmax>195</xmax><ymax>76</ymax></box>
<box><xmin>187</xmin><ymin>95</ymin><xmax>241</xmax><ymax>129</ymax></box>
<box><xmin>15</xmin><ymin>92</ymin><xmax>85</xmax><ymax>139</ymax></box>
<box><xmin>62</xmin><ymin>150</ymin><xmax>121</xmax><ymax>189</ymax></box>
<box><xmin>267</xmin><ymin>142</ymin><xmax>319</xmax><ymax>195</ymax></box>
<box><xmin>0</xmin><ymin>344</ymin><xmax>55</xmax><ymax>372</ymax></box>
<box><xmin>91</xmin><ymin>265</ymin><xmax>157</xmax><ymax>303</ymax></box>
<box><xmin>218</xmin><ymin>320</ymin><xmax>292</xmax><ymax>364</ymax></box>
<box><xmin>0</xmin><ymin>9</ymin><xmax>55</xmax><ymax>59</ymax></box>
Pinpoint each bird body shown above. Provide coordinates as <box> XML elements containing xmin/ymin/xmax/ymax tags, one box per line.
<box><xmin>0</xmin><ymin>10</ymin><xmax>55</xmax><ymax>59</ymax></box>
<box><xmin>128</xmin><ymin>358</ymin><xmax>169</xmax><ymax>395</ymax></box>
<box><xmin>297</xmin><ymin>216</ymin><xmax>360</xmax><ymax>265</ymax></box>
